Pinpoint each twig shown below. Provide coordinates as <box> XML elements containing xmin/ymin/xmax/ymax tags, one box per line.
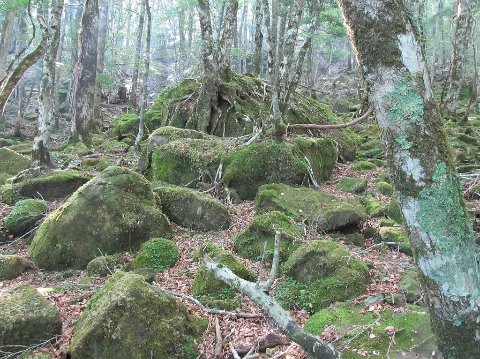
<box><xmin>258</xmin><ymin>231</ymin><xmax>281</xmax><ymax>291</ymax></box>
<box><xmin>229</xmin><ymin>342</ymin><xmax>242</xmax><ymax>359</ymax></box>
<box><xmin>0</xmin><ymin>335</ymin><xmax>60</xmax><ymax>359</ymax></box>
<box><xmin>272</xmin><ymin>343</ymin><xmax>295</xmax><ymax>359</ymax></box>
<box><xmin>214</xmin><ymin>317</ymin><xmax>223</xmax><ymax>359</ymax></box>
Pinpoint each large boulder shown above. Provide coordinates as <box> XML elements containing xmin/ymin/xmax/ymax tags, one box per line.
<box><xmin>0</xmin><ymin>147</ymin><xmax>31</xmax><ymax>177</ymax></box>
<box><xmin>0</xmin><ymin>255</ymin><xmax>32</xmax><ymax>280</ymax></box>
<box><xmin>256</xmin><ymin>184</ymin><xmax>367</xmax><ymax>232</ymax></box>
<box><xmin>275</xmin><ymin>240</ymin><xmax>369</xmax><ymax>313</ymax></box>
<box><xmin>29</xmin><ymin>166</ymin><xmax>172</xmax><ymax>270</ymax></box>
<box><xmin>68</xmin><ymin>272</ymin><xmax>207</xmax><ymax>359</ymax></box>
<box><xmin>293</xmin><ymin>137</ymin><xmax>337</xmax><ymax>182</ymax></box>
<box><xmin>0</xmin><ymin>285</ymin><xmax>62</xmax><ymax>346</ymax></box>
<box><xmin>154</xmin><ymin>185</ymin><xmax>230</xmax><ymax>231</ymax></box>
<box><xmin>3</xmin><ymin>199</ymin><xmax>47</xmax><ymax>236</ymax></box>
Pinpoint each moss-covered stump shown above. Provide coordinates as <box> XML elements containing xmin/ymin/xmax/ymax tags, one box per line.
<box><xmin>132</xmin><ymin>238</ymin><xmax>180</xmax><ymax>272</ymax></box>
<box><xmin>351</xmin><ymin>160</ymin><xmax>377</xmax><ymax>172</ymax></box>
<box><xmin>0</xmin><ymin>147</ymin><xmax>31</xmax><ymax>177</ymax></box>
<box><xmin>336</xmin><ymin>177</ymin><xmax>368</xmax><ymax>194</ymax></box>
<box><xmin>275</xmin><ymin>240</ymin><xmax>368</xmax><ymax>313</ymax></box>
<box><xmin>192</xmin><ymin>244</ymin><xmax>256</xmax><ymax>307</ymax></box>
<box><xmin>149</xmin><ymin>139</ymin><xmax>227</xmax><ymax>186</ymax></box>
<box><xmin>0</xmin><ymin>285</ymin><xmax>62</xmax><ymax>346</ymax></box>
<box><xmin>154</xmin><ymin>185</ymin><xmax>230</xmax><ymax>231</ymax></box>
<box><xmin>305</xmin><ymin>303</ymin><xmax>438</xmax><ymax>358</ymax></box>
<box><xmin>233</xmin><ymin>211</ymin><xmax>302</xmax><ymax>263</ymax></box>
<box><xmin>378</xmin><ymin>227</ymin><xmax>412</xmax><ymax>255</ymax></box>
<box><xmin>3</xmin><ymin>199</ymin><xmax>47</xmax><ymax>236</ymax></box>
<box><xmin>399</xmin><ymin>269</ymin><xmax>423</xmax><ymax>304</ymax></box>
<box><xmin>29</xmin><ymin>166</ymin><xmax>172</xmax><ymax>270</ymax></box>
<box><xmin>0</xmin><ymin>255</ymin><xmax>32</xmax><ymax>280</ymax></box>
<box><xmin>86</xmin><ymin>254</ymin><xmax>127</xmax><ymax>277</ymax></box>
<box><xmin>293</xmin><ymin>137</ymin><xmax>337</xmax><ymax>182</ymax></box>
<box><xmin>68</xmin><ymin>272</ymin><xmax>207</xmax><ymax>359</ymax></box>
<box><xmin>256</xmin><ymin>184</ymin><xmax>366</xmax><ymax>232</ymax></box>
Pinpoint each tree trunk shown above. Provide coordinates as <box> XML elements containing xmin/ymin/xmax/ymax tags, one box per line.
<box><xmin>430</xmin><ymin>0</ymin><xmax>444</xmax><ymax>80</ymax></box>
<box><xmin>337</xmin><ymin>1</ymin><xmax>480</xmax><ymax>358</ymax></box>
<box><xmin>442</xmin><ymin>0</ymin><xmax>478</xmax><ymax>115</ymax></box>
<box><xmin>0</xmin><ymin>10</ymin><xmax>15</xmax><ymax>79</ymax></box>
<box><xmin>252</xmin><ymin>0</ymin><xmax>263</xmax><ymax>75</ymax></box>
<box><xmin>217</xmin><ymin>0</ymin><xmax>239</xmax><ymax>70</ymax></box>
<box><xmin>130</xmin><ymin>0</ymin><xmax>146</xmax><ymax>108</ymax></box>
<box><xmin>70</xmin><ymin>0</ymin><xmax>99</xmax><ymax>144</ymax></box>
<box><xmin>33</xmin><ymin>0</ymin><xmax>64</xmax><ymax>166</ymax></box>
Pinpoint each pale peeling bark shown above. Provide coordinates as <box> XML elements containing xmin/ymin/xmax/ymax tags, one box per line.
<box><xmin>34</xmin><ymin>0</ymin><xmax>64</xmax><ymax>165</ymax></box>
<box><xmin>443</xmin><ymin>0</ymin><xmax>478</xmax><ymax>115</ymax></box>
<box><xmin>337</xmin><ymin>0</ymin><xmax>480</xmax><ymax>358</ymax></box>
<box><xmin>71</xmin><ymin>0</ymin><xmax>99</xmax><ymax>144</ymax></box>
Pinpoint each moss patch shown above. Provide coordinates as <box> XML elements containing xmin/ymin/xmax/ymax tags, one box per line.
<box><xmin>376</xmin><ymin>181</ymin><xmax>394</xmax><ymax>196</ymax></box>
<box><xmin>378</xmin><ymin>227</ymin><xmax>412</xmax><ymax>255</ymax></box>
<box><xmin>132</xmin><ymin>238</ymin><xmax>180</xmax><ymax>272</ymax></box>
<box><xmin>336</xmin><ymin>177</ymin><xmax>368</xmax><ymax>194</ymax></box>
<box><xmin>86</xmin><ymin>254</ymin><xmax>126</xmax><ymax>277</ymax></box>
<box><xmin>0</xmin><ymin>147</ymin><xmax>31</xmax><ymax>176</ymax></box>
<box><xmin>351</xmin><ymin>160</ymin><xmax>377</xmax><ymax>172</ymax></box>
<box><xmin>293</xmin><ymin>137</ymin><xmax>337</xmax><ymax>182</ymax></box>
<box><xmin>3</xmin><ymin>199</ymin><xmax>47</xmax><ymax>236</ymax></box>
<box><xmin>0</xmin><ymin>255</ymin><xmax>32</xmax><ymax>280</ymax></box>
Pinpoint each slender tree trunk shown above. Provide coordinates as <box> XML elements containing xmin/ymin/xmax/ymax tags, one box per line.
<box><xmin>53</xmin><ymin>8</ymin><xmax>66</xmax><ymax>120</ymax></box>
<box><xmin>135</xmin><ymin>0</ymin><xmax>152</xmax><ymax>147</ymax></box>
<box><xmin>93</xmin><ymin>0</ymin><xmax>109</xmax><ymax>126</ymax></box>
<box><xmin>130</xmin><ymin>0</ymin><xmax>146</xmax><ymax>108</ymax></box>
<box><xmin>442</xmin><ymin>0</ymin><xmax>478</xmax><ymax>115</ymax></box>
<box><xmin>70</xmin><ymin>0</ymin><xmax>99</xmax><ymax>144</ymax></box>
<box><xmin>252</xmin><ymin>0</ymin><xmax>263</xmax><ymax>75</ymax></box>
<box><xmin>178</xmin><ymin>8</ymin><xmax>186</xmax><ymax>55</ymax></box>
<box><xmin>187</xmin><ymin>11</ymin><xmax>194</xmax><ymax>48</ymax></box>
<box><xmin>337</xmin><ymin>1</ymin><xmax>480</xmax><ymax>358</ymax></box>
<box><xmin>431</xmin><ymin>0</ymin><xmax>444</xmax><ymax>80</ymax></box>
<box><xmin>217</xmin><ymin>0</ymin><xmax>239</xmax><ymax>70</ymax></box>
<box><xmin>33</xmin><ymin>0</ymin><xmax>65</xmax><ymax>166</ymax></box>
<box><xmin>0</xmin><ymin>10</ymin><xmax>15</xmax><ymax>79</ymax></box>
<box><xmin>67</xmin><ymin>0</ymin><xmax>83</xmax><ymax>113</ymax></box>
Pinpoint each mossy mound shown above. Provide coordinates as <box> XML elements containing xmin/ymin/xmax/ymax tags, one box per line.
<box><xmin>3</xmin><ymin>199</ymin><xmax>47</xmax><ymax>236</ymax></box>
<box><xmin>0</xmin><ymin>147</ymin><xmax>31</xmax><ymax>177</ymax></box>
<box><xmin>0</xmin><ymin>284</ymin><xmax>62</xmax><ymax>346</ymax></box>
<box><xmin>305</xmin><ymin>303</ymin><xmax>437</xmax><ymax>358</ymax></box>
<box><xmin>256</xmin><ymin>184</ymin><xmax>366</xmax><ymax>232</ymax></box>
<box><xmin>68</xmin><ymin>272</ymin><xmax>207</xmax><ymax>359</ymax></box>
<box><xmin>361</xmin><ymin>194</ymin><xmax>388</xmax><ymax>217</ymax></box>
<box><xmin>80</xmin><ymin>156</ymin><xmax>112</xmax><ymax>171</ymax></box>
<box><xmin>293</xmin><ymin>137</ymin><xmax>338</xmax><ymax>182</ymax></box>
<box><xmin>233</xmin><ymin>211</ymin><xmax>302</xmax><ymax>263</ymax></box>
<box><xmin>400</xmin><ymin>269</ymin><xmax>423</xmax><ymax>304</ymax></box>
<box><xmin>108</xmin><ymin>114</ymin><xmax>140</xmax><ymax>138</ymax></box>
<box><xmin>146</xmin><ymin>70</ymin><xmax>358</xmax><ymax>158</ymax></box>
<box><xmin>336</xmin><ymin>177</ymin><xmax>368</xmax><ymax>194</ymax></box>
<box><xmin>0</xmin><ymin>255</ymin><xmax>32</xmax><ymax>280</ymax></box>
<box><xmin>29</xmin><ymin>166</ymin><xmax>172</xmax><ymax>270</ymax></box>
<box><xmin>378</xmin><ymin>227</ymin><xmax>412</xmax><ymax>255</ymax></box>
<box><xmin>86</xmin><ymin>254</ymin><xmax>127</xmax><ymax>277</ymax></box>
<box><xmin>275</xmin><ymin>240</ymin><xmax>368</xmax><ymax>313</ymax></box>
<box><xmin>192</xmin><ymin>244</ymin><xmax>256</xmax><ymax>305</ymax></box>
<box><xmin>154</xmin><ymin>185</ymin><xmax>230</xmax><ymax>231</ymax></box>
<box><xmin>149</xmin><ymin>138</ymin><xmax>228</xmax><ymax>186</ymax></box>
<box><xmin>132</xmin><ymin>238</ymin><xmax>180</xmax><ymax>272</ymax></box>
<box><xmin>351</xmin><ymin>160</ymin><xmax>377</xmax><ymax>171</ymax></box>
<box><xmin>376</xmin><ymin>181</ymin><xmax>394</xmax><ymax>196</ymax></box>
<box><xmin>223</xmin><ymin>140</ymin><xmax>310</xmax><ymax>199</ymax></box>
<box><xmin>386</xmin><ymin>198</ymin><xmax>403</xmax><ymax>223</ymax></box>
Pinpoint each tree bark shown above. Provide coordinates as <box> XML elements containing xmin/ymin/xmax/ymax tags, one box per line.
<box><xmin>0</xmin><ymin>10</ymin><xmax>15</xmax><ymax>79</ymax></box>
<box><xmin>252</xmin><ymin>0</ymin><xmax>263</xmax><ymax>75</ymax></box>
<box><xmin>337</xmin><ymin>1</ymin><xmax>480</xmax><ymax>358</ymax></box>
<box><xmin>130</xmin><ymin>0</ymin><xmax>146</xmax><ymax>108</ymax></box>
<box><xmin>217</xmin><ymin>0</ymin><xmax>239</xmax><ymax>70</ymax></box>
<box><xmin>70</xmin><ymin>0</ymin><xmax>99</xmax><ymax>144</ymax></box>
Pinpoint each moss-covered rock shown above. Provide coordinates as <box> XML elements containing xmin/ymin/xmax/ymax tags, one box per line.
<box><xmin>68</xmin><ymin>272</ymin><xmax>207</xmax><ymax>359</ymax></box>
<box><xmin>154</xmin><ymin>185</ymin><xmax>230</xmax><ymax>231</ymax></box>
<box><xmin>86</xmin><ymin>254</ymin><xmax>127</xmax><ymax>277</ymax></box>
<box><xmin>149</xmin><ymin>139</ymin><xmax>227</xmax><ymax>186</ymax></box>
<box><xmin>3</xmin><ymin>199</ymin><xmax>47</xmax><ymax>236</ymax></box>
<box><xmin>223</xmin><ymin>141</ymin><xmax>309</xmax><ymax>200</ymax></box>
<box><xmin>275</xmin><ymin>240</ymin><xmax>368</xmax><ymax>313</ymax></box>
<box><xmin>0</xmin><ymin>255</ymin><xmax>32</xmax><ymax>280</ymax></box>
<box><xmin>29</xmin><ymin>166</ymin><xmax>172</xmax><ymax>270</ymax></box>
<box><xmin>293</xmin><ymin>137</ymin><xmax>337</xmax><ymax>182</ymax></box>
<box><xmin>399</xmin><ymin>269</ymin><xmax>423</xmax><ymax>304</ymax></box>
<box><xmin>233</xmin><ymin>211</ymin><xmax>302</xmax><ymax>263</ymax></box>
<box><xmin>256</xmin><ymin>184</ymin><xmax>366</xmax><ymax>232</ymax></box>
<box><xmin>378</xmin><ymin>227</ymin><xmax>412</xmax><ymax>255</ymax></box>
<box><xmin>0</xmin><ymin>147</ymin><xmax>31</xmax><ymax>176</ymax></box>
<box><xmin>361</xmin><ymin>194</ymin><xmax>388</xmax><ymax>217</ymax></box>
<box><xmin>132</xmin><ymin>238</ymin><xmax>180</xmax><ymax>272</ymax></box>
<box><xmin>0</xmin><ymin>284</ymin><xmax>62</xmax><ymax>346</ymax></box>
<box><xmin>305</xmin><ymin>303</ymin><xmax>437</xmax><ymax>358</ymax></box>
<box><xmin>192</xmin><ymin>244</ymin><xmax>256</xmax><ymax>304</ymax></box>
<box><xmin>351</xmin><ymin>160</ymin><xmax>377</xmax><ymax>171</ymax></box>
<box><xmin>376</xmin><ymin>181</ymin><xmax>394</xmax><ymax>196</ymax></box>
<box><xmin>108</xmin><ymin>114</ymin><xmax>140</xmax><ymax>138</ymax></box>
<box><xmin>81</xmin><ymin>156</ymin><xmax>112</xmax><ymax>171</ymax></box>
<box><xmin>336</xmin><ymin>177</ymin><xmax>368</xmax><ymax>194</ymax></box>
<box><xmin>386</xmin><ymin>198</ymin><xmax>403</xmax><ymax>223</ymax></box>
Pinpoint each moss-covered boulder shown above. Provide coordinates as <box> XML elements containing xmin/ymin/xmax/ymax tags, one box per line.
<box><xmin>293</xmin><ymin>137</ymin><xmax>337</xmax><ymax>182</ymax></box>
<box><xmin>132</xmin><ymin>238</ymin><xmax>180</xmax><ymax>272</ymax></box>
<box><xmin>275</xmin><ymin>240</ymin><xmax>369</xmax><ymax>313</ymax></box>
<box><xmin>351</xmin><ymin>160</ymin><xmax>377</xmax><ymax>171</ymax></box>
<box><xmin>386</xmin><ymin>198</ymin><xmax>403</xmax><ymax>223</ymax></box>
<box><xmin>0</xmin><ymin>285</ymin><xmax>62</xmax><ymax>346</ymax></box>
<box><xmin>336</xmin><ymin>177</ymin><xmax>368</xmax><ymax>194</ymax></box>
<box><xmin>0</xmin><ymin>255</ymin><xmax>32</xmax><ymax>280</ymax></box>
<box><xmin>378</xmin><ymin>227</ymin><xmax>412</xmax><ymax>255</ymax></box>
<box><xmin>305</xmin><ymin>303</ymin><xmax>437</xmax><ymax>358</ymax></box>
<box><xmin>108</xmin><ymin>114</ymin><xmax>140</xmax><ymax>138</ymax></box>
<box><xmin>3</xmin><ymin>199</ymin><xmax>47</xmax><ymax>236</ymax></box>
<box><xmin>361</xmin><ymin>194</ymin><xmax>388</xmax><ymax>217</ymax></box>
<box><xmin>233</xmin><ymin>211</ymin><xmax>302</xmax><ymax>263</ymax></box>
<box><xmin>29</xmin><ymin>166</ymin><xmax>172</xmax><ymax>270</ymax></box>
<box><xmin>0</xmin><ymin>147</ymin><xmax>31</xmax><ymax>177</ymax></box>
<box><xmin>223</xmin><ymin>141</ymin><xmax>307</xmax><ymax>200</ymax></box>
<box><xmin>400</xmin><ymin>269</ymin><xmax>423</xmax><ymax>304</ymax></box>
<box><xmin>86</xmin><ymin>254</ymin><xmax>127</xmax><ymax>277</ymax></box>
<box><xmin>376</xmin><ymin>181</ymin><xmax>394</xmax><ymax>196</ymax></box>
<box><xmin>68</xmin><ymin>272</ymin><xmax>207</xmax><ymax>359</ymax></box>
<box><xmin>81</xmin><ymin>156</ymin><xmax>112</xmax><ymax>171</ymax></box>
<box><xmin>149</xmin><ymin>139</ymin><xmax>227</xmax><ymax>186</ymax></box>
<box><xmin>154</xmin><ymin>185</ymin><xmax>230</xmax><ymax>231</ymax></box>
<box><xmin>256</xmin><ymin>184</ymin><xmax>366</xmax><ymax>232</ymax></box>
<box><xmin>192</xmin><ymin>244</ymin><xmax>256</xmax><ymax>305</ymax></box>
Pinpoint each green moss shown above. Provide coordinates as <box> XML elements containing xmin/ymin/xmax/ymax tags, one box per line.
<box><xmin>376</xmin><ymin>181</ymin><xmax>394</xmax><ymax>196</ymax></box>
<box><xmin>0</xmin><ymin>147</ymin><xmax>31</xmax><ymax>176</ymax></box>
<box><xmin>233</xmin><ymin>211</ymin><xmax>302</xmax><ymax>263</ymax></box>
<box><xmin>223</xmin><ymin>140</ymin><xmax>308</xmax><ymax>200</ymax></box>
<box><xmin>0</xmin><ymin>183</ymin><xmax>14</xmax><ymax>204</ymax></box>
<box><xmin>351</xmin><ymin>160</ymin><xmax>377</xmax><ymax>171</ymax></box>
<box><xmin>86</xmin><ymin>254</ymin><xmax>126</xmax><ymax>277</ymax></box>
<box><xmin>336</xmin><ymin>177</ymin><xmax>368</xmax><ymax>194</ymax></box>
<box><xmin>132</xmin><ymin>238</ymin><xmax>180</xmax><ymax>272</ymax></box>
<box><xmin>0</xmin><ymin>255</ymin><xmax>31</xmax><ymax>280</ymax></box>
<box><xmin>3</xmin><ymin>199</ymin><xmax>47</xmax><ymax>236</ymax></box>
<box><xmin>256</xmin><ymin>184</ymin><xmax>366</xmax><ymax>232</ymax></box>
<box><xmin>386</xmin><ymin>198</ymin><xmax>403</xmax><ymax>223</ymax></box>
<box><xmin>399</xmin><ymin>269</ymin><xmax>423</xmax><ymax>303</ymax></box>
<box><xmin>457</xmin><ymin>133</ymin><xmax>478</xmax><ymax>145</ymax></box>
<box><xmin>379</xmin><ymin>227</ymin><xmax>412</xmax><ymax>255</ymax></box>
<box><xmin>293</xmin><ymin>137</ymin><xmax>337</xmax><ymax>182</ymax></box>
<box><xmin>386</xmin><ymin>81</ymin><xmax>424</xmax><ymax>126</ymax></box>
<box><xmin>81</xmin><ymin>157</ymin><xmax>112</xmax><ymax>171</ymax></box>
<box><xmin>108</xmin><ymin>114</ymin><xmax>140</xmax><ymax>137</ymax></box>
